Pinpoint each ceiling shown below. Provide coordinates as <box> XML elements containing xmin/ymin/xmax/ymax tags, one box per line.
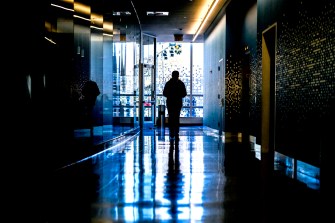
<box><xmin>104</xmin><ymin>0</ymin><xmax>229</xmax><ymax>42</ymax></box>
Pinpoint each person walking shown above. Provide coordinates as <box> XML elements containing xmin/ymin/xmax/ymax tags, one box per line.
<box><xmin>82</xmin><ymin>80</ymin><xmax>100</xmax><ymax>136</ymax></box>
<box><xmin>163</xmin><ymin>70</ymin><xmax>187</xmax><ymax>140</ymax></box>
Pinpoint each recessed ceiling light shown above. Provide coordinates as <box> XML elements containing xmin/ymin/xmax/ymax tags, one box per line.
<box><xmin>113</xmin><ymin>11</ymin><xmax>131</xmax><ymax>16</ymax></box>
<box><xmin>147</xmin><ymin>11</ymin><xmax>169</xmax><ymax>16</ymax></box>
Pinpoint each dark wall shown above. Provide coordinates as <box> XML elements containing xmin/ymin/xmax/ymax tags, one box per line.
<box><xmin>8</xmin><ymin>0</ymin><xmax>140</xmax><ymax>169</ymax></box>
<box><xmin>225</xmin><ymin>0</ymin><xmax>257</xmax><ymax>134</ymax></box>
<box><xmin>203</xmin><ymin>13</ymin><xmax>226</xmax><ymax>131</ymax></box>
<box><xmin>204</xmin><ymin>0</ymin><xmax>333</xmax><ymax>168</ymax></box>
<box><xmin>257</xmin><ymin>0</ymin><xmax>335</xmax><ymax>166</ymax></box>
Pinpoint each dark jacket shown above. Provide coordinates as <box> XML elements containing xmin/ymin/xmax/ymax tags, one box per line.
<box><xmin>163</xmin><ymin>78</ymin><xmax>187</xmax><ymax>107</ymax></box>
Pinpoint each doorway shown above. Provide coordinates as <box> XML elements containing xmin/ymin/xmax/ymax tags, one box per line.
<box><xmin>261</xmin><ymin>23</ymin><xmax>277</xmax><ymax>166</ymax></box>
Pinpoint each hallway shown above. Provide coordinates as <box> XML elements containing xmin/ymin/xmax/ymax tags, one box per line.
<box><xmin>45</xmin><ymin>126</ymin><xmax>321</xmax><ymax>223</ymax></box>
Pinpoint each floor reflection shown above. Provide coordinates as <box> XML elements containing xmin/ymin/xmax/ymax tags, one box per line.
<box><xmin>47</xmin><ymin>126</ymin><xmax>321</xmax><ymax>223</ymax></box>
<box><xmin>164</xmin><ymin>139</ymin><xmax>184</xmax><ymax>218</ymax></box>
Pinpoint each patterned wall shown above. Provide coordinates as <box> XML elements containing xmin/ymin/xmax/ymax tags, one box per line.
<box><xmin>225</xmin><ymin>55</ymin><xmax>243</xmax><ymax>123</ymax></box>
<box><xmin>225</xmin><ymin>48</ymin><xmax>258</xmax><ymax>134</ymax></box>
<box><xmin>248</xmin><ymin>49</ymin><xmax>260</xmax><ymax>140</ymax></box>
<box><xmin>256</xmin><ymin>0</ymin><xmax>335</xmax><ymax>166</ymax></box>
<box><xmin>276</xmin><ymin>2</ymin><xmax>334</xmax><ymax>119</ymax></box>
<box><xmin>224</xmin><ymin>0</ymin><xmax>257</xmax><ymax>134</ymax></box>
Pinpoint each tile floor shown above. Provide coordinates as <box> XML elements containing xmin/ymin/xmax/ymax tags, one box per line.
<box><xmin>41</xmin><ymin>126</ymin><xmax>322</xmax><ymax>223</ymax></box>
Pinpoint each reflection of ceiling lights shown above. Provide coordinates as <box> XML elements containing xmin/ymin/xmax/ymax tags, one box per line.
<box><xmin>147</xmin><ymin>11</ymin><xmax>169</xmax><ymax>16</ymax></box>
<box><xmin>113</xmin><ymin>11</ymin><xmax>131</xmax><ymax>16</ymax></box>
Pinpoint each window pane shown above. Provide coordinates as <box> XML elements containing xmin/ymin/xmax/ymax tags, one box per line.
<box><xmin>156</xmin><ymin>42</ymin><xmax>203</xmax><ymax>118</ymax></box>
<box><xmin>192</xmin><ymin>43</ymin><xmax>204</xmax><ymax>95</ymax></box>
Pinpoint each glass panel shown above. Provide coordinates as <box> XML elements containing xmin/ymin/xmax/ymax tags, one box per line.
<box><xmin>102</xmin><ymin>33</ymin><xmax>113</xmax><ymax>127</ymax></box>
<box><xmin>143</xmin><ymin>35</ymin><xmax>155</xmax><ymax>65</ymax></box>
<box><xmin>192</xmin><ymin>96</ymin><xmax>203</xmax><ymax>107</ymax></box>
<box><xmin>192</xmin><ymin>108</ymin><xmax>203</xmax><ymax>117</ymax></box>
<box><xmin>181</xmin><ymin>108</ymin><xmax>190</xmax><ymax>117</ymax></box>
<box><xmin>156</xmin><ymin>42</ymin><xmax>191</xmax><ymax>93</ymax></box>
<box><xmin>183</xmin><ymin>96</ymin><xmax>191</xmax><ymax>107</ymax></box>
<box><xmin>191</xmin><ymin>43</ymin><xmax>204</xmax><ymax>118</ymax></box>
<box><xmin>142</xmin><ymin>34</ymin><xmax>156</xmax><ymax>124</ymax></box>
<box><xmin>90</xmin><ymin>7</ymin><xmax>104</xmax><ymax>136</ymax></box>
<box><xmin>111</xmin><ymin>42</ymin><xmax>138</xmax><ymax>121</ymax></box>
<box><xmin>156</xmin><ymin>42</ymin><xmax>203</xmax><ymax>118</ymax></box>
<box><xmin>133</xmin><ymin>34</ymin><xmax>140</xmax><ymax>126</ymax></box>
<box><xmin>192</xmin><ymin>43</ymin><xmax>204</xmax><ymax>95</ymax></box>
<box><xmin>156</xmin><ymin>42</ymin><xmax>190</xmax><ymax>118</ymax></box>
<box><xmin>143</xmin><ymin>65</ymin><xmax>153</xmax><ymax>121</ymax></box>
<box><xmin>133</xmin><ymin>65</ymin><xmax>139</xmax><ymax>123</ymax></box>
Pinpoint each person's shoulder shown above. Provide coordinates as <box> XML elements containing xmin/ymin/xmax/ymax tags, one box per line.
<box><xmin>179</xmin><ymin>80</ymin><xmax>186</xmax><ymax>85</ymax></box>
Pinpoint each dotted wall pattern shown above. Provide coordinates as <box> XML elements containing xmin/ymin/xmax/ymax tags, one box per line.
<box><xmin>225</xmin><ymin>48</ymin><xmax>258</xmax><ymax>132</ymax></box>
<box><xmin>225</xmin><ymin>55</ymin><xmax>243</xmax><ymax>122</ymax></box>
<box><xmin>276</xmin><ymin>2</ymin><xmax>335</xmax><ymax>119</ymax></box>
<box><xmin>247</xmin><ymin>49</ymin><xmax>260</xmax><ymax>138</ymax></box>
<box><xmin>254</xmin><ymin>1</ymin><xmax>334</xmax><ymax>165</ymax></box>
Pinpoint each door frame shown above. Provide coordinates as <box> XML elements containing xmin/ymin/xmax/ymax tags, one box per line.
<box><xmin>261</xmin><ymin>23</ymin><xmax>277</xmax><ymax>166</ymax></box>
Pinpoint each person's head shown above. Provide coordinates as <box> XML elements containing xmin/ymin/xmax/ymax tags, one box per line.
<box><xmin>172</xmin><ymin>70</ymin><xmax>179</xmax><ymax>79</ymax></box>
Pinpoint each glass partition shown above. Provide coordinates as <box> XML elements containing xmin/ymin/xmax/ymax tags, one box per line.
<box><xmin>43</xmin><ymin>0</ymin><xmax>142</xmax><ymax>147</ymax></box>
<box><xmin>46</xmin><ymin>0</ymin><xmax>201</xmax><ymax>145</ymax></box>
<box><xmin>101</xmin><ymin>1</ymin><xmax>141</xmax><ymax>134</ymax></box>
<box><xmin>90</xmin><ymin>1</ymin><xmax>104</xmax><ymax>137</ymax></box>
<box><xmin>191</xmin><ymin>43</ymin><xmax>204</xmax><ymax>117</ymax></box>
<box><xmin>156</xmin><ymin>42</ymin><xmax>203</xmax><ymax>118</ymax></box>
<box><xmin>111</xmin><ymin>42</ymin><xmax>138</xmax><ymax>123</ymax></box>
<box><xmin>142</xmin><ymin>34</ymin><xmax>156</xmax><ymax>126</ymax></box>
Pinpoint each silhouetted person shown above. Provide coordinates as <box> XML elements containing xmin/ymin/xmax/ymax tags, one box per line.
<box><xmin>82</xmin><ymin>80</ymin><xmax>100</xmax><ymax>136</ymax></box>
<box><xmin>163</xmin><ymin>70</ymin><xmax>187</xmax><ymax>139</ymax></box>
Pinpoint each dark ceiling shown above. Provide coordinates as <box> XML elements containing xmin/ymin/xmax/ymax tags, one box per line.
<box><xmin>104</xmin><ymin>0</ymin><xmax>229</xmax><ymax>42</ymax></box>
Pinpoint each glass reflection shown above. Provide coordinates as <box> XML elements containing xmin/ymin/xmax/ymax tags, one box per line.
<box><xmin>164</xmin><ymin>140</ymin><xmax>184</xmax><ymax>217</ymax></box>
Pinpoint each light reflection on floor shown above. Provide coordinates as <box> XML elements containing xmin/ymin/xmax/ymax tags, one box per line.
<box><xmin>274</xmin><ymin>151</ymin><xmax>320</xmax><ymax>190</ymax></box>
<box><xmin>49</xmin><ymin>126</ymin><xmax>321</xmax><ymax>223</ymax></box>
<box><xmin>90</xmin><ymin>132</ymin><xmax>213</xmax><ymax>222</ymax></box>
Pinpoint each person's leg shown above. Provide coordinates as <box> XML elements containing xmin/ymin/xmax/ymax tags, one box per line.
<box><xmin>167</xmin><ymin>106</ymin><xmax>174</xmax><ymax>138</ymax></box>
<box><xmin>175</xmin><ymin>107</ymin><xmax>182</xmax><ymax>139</ymax></box>
<box><xmin>170</xmin><ymin>111</ymin><xmax>177</xmax><ymax>138</ymax></box>
<box><xmin>168</xmin><ymin>107</ymin><xmax>178</xmax><ymax>138</ymax></box>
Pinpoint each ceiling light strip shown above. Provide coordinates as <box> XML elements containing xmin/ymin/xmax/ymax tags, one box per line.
<box><xmin>192</xmin><ymin>0</ymin><xmax>219</xmax><ymax>42</ymax></box>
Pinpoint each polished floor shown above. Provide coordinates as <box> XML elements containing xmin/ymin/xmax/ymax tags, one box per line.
<box><xmin>43</xmin><ymin>126</ymin><xmax>321</xmax><ymax>223</ymax></box>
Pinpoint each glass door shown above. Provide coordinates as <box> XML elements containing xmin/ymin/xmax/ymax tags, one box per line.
<box><xmin>141</xmin><ymin>34</ymin><xmax>156</xmax><ymax>128</ymax></box>
<box><xmin>143</xmin><ymin>64</ymin><xmax>155</xmax><ymax>127</ymax></box>
<box><xmin>133</xmin><ymin>36</ymin><xmax>141</xmax><ymax>128</ymax></box>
